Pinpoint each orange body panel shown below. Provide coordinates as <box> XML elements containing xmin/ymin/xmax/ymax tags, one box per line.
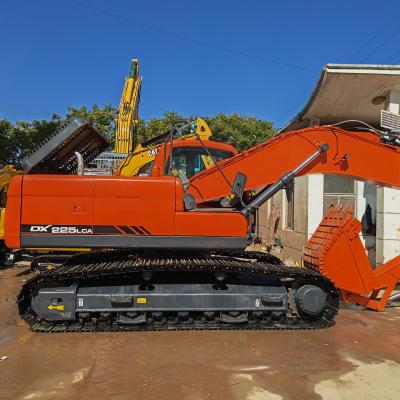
<box><xmin>21</xmin><ymin>175</ymin><xmax>95</xmax><ymax>226</ymax></box>
<box><xmin>93</xmin><ymin>176</ymin><xmax>177</xmax><ymax>235</ymax></box>
<box><xmin>4</xmin><ymin>174</ymin><xmax>248</xmax><ymax>249</ymax></box>
<box><xmin>175</xmin><ymin>212</ymin><xmax>247</xmax><ymax>237</ymax></box>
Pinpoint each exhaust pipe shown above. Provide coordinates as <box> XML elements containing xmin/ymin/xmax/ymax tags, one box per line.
<box><xmin>75</xmin><ymin>151</ymin><xmax>84</xmax><ymax>175</ymax></box>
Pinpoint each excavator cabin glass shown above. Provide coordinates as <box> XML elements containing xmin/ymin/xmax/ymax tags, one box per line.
<box><xmin>165</xmin><ymin>146</ymin><xmax>234</xmax><ymax>181</ymax></box>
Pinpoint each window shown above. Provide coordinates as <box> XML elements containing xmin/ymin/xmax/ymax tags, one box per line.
<box><xmin>324</xmin><ymin>175</ymin><xmax>355</xmax><ymax>194</ymax></box>
<box><xmin>285</xmin><ymin>183</ymin><xmax>294</xmax><ymax>230</ymax></box>
<box><xmin>138</xmin><ymin>161</ymin><xmax>154</xmax><ymax>176</ymax></box>
<box><xmin>323</xmin><ymin>175</ymin><xmax>355</xmax><ymax>215</ymax></box>
<box><xmin>165</xmin><ymin>147</ymin><xmax>234</xmax><ymax>181</ymax></box>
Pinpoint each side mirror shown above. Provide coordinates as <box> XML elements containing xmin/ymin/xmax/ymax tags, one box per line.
<box><xmin>231</xmin><ymin>172</ymin><xmax>247</xmax><ymax>198</ymax></box>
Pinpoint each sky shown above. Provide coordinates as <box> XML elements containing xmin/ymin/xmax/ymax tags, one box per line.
<box><xmin>1</xmin><ymin>0</ymin><xmax>400</xmax><ymax>128</ymax></box>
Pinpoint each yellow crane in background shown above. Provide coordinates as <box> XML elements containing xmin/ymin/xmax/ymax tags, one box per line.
<box><xmin>114</xmin><ymin>58</ymin><xmax>142</xmax><ymax>154</ymax></box>
<box><xmin>114</xmin><ymin>58</ymin><xmax>218</xmax><ymax>177</ymax></box>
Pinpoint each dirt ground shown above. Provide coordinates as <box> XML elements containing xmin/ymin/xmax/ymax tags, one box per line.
<box><xmin>1</xmin><ymin>264</ymin><xmax>400</xmax><ymax>400</ymax></box>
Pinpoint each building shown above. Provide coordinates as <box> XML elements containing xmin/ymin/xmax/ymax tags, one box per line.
<box><xmin>84</xmin><ymin>152</ymin><xmax>127</xmax><ymax>175</ymax></box>
<box><xmin>259</xmin><ymin>64</ymin><xmax>400</xmax><ymax>266</ymax></box>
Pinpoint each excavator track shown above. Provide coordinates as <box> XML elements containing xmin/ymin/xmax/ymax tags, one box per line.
<box><xmin>18</xmin><ymin>251</ymin><xmax>339</xmax><ymax>332</ymax></box>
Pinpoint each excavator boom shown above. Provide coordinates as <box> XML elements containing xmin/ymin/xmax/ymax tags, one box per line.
<box><xmin>187</xmin><ymin>126</ymin><xmax>400</xmax><ymax>204</ymax></box>
<box><xmin>184</xmin><ymin>126</ymin><xmax>400</xmax><ymax>311</ymax></box>
<box><xmin>114</xmin><ymin>59</ymin><xmax>142</xmax><ymax>154</ymax></box>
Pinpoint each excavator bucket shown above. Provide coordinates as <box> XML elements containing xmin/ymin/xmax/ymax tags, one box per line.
<box><xmin>303</xmin><ymin>205</ymin><xmax>400</xmax><ymax>311</ymax></box>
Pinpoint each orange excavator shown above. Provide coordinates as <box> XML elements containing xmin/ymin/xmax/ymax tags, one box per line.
<box><xmin>5</xmin><ymin>124</ymin><xmax>400</xmax><ymax>332</ymax></box>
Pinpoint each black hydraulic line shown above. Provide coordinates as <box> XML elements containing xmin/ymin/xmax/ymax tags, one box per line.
<box><xmin>241</xmin><ymin>144</ymin><xmax>329</xmax><ymax>217</ymax></box>
<box><xmin>168</xmin><ymin>127</ymin><xmax>174</xmax><ymax>174</ymax></box>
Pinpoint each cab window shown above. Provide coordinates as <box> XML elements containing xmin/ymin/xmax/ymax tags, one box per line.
<box><xmin>165</xmin><ymin>147</ymin><xmax>233</xmax><ymax>181</ymax></box>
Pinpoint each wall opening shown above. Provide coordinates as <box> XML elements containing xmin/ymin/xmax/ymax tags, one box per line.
<box><xmin>323</xmin><ymin>175</ymin><xmax>356</xmax><ymax>215</ymax></box>
<box><xmin>285</xmin><ymin>183</ymin><xmax>294</xmax><ymax>230</ymax></box>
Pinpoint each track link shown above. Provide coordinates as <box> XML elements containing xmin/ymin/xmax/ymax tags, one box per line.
<box><xmin>18</xmin><ymin>251</ymin><xmax>339</xmax><ymax>332</ymax></box>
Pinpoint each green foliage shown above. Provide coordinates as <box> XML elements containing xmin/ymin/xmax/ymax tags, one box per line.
<box><xmin>136</xmin><ymin>111</ymin><xmax>275</xmax><ymax>152</ymax></box>
<box><xmin>0</xmin><ymin>115</ymin><xmax>62</xmax><ymax>165</ymax></box>
<box><xmin>0</xmin><ymin>119</ymin><xmax>16</xmax><ymax>164</ymax></box>
<box><xmin>205</xmin><ymin>113</ymin><xmax>275</xmax><ymax>152</ymax></box>
<box><xmin>66</xmin><ymin>105</ymin><xmax>117</xmax><ymax>140</ymax></box>
<box><xmin>137</xmin><ymin>111</ymin><xmax>186</xmax><ymax>143</ymax></box>
<box><xmin>0</xmin><ymin>105</ymin><xmax>116</xmax><ymax>166</ymax></box>
<box><xmin>0</xmin><ymin>107</ymin><xmax>275</xmax><ymax>165</ymax></box>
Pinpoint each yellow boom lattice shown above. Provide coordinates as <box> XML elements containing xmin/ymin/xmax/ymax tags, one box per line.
<box><xmin>114</xmin><ymin>59</ymin><xmax>142</xmax><ymax>154</ymax></box>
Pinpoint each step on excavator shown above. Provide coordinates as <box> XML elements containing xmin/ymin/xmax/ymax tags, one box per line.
<box><xmin>4</xmin><ymin>124</ymin><xmax>400</xmax><ymax>332</ymax></box>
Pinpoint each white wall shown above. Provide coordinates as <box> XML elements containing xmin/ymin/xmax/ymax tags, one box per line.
<box><xmin>376</xmin><ymin>187</ymin><xmax>400</xmax><ymax>264</ymax></box>
<box><xmin>356</xmin><ymin>181</ymin><xmax>377</xmax><ymax>266</ymax></box>
<box><xmin>307</xmin><ymin>175</ymin><xmax>323</xmax><ymax>239</ymax></box>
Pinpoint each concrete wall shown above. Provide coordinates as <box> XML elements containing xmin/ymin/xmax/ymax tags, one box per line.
<box><xmin>267</xmin><ymin>176</ymin><xmax>311</xmax><ymax>265</ymax></box>
<box><xmin>376</xmin><ymin>89</ymin><xmax>400</xmax><ymax>264</ymax></box>
<box><xmin>376</xmin><ymin>187</ymin><xmax>400</xmax><ymax>264</ymax></box>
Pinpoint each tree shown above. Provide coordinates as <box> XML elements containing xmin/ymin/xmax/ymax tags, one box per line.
<box><xmin>66</xmin><ymin>105</ymin><xmax>117</xmax><ymax>141</ymax></box>
<box><xmin>0</xmin><ymin>119</ymin><xmax>15</xmax><ymax>164</ymax></box>
<box><xmin>206</xmin><ymin>113</ymin><xmax>275</xmax><ymax>152</ymax></box>
<box><xmin>138</xmin><ymin>111</ymin><xmax>275</xmax><ymax>151</ymax></box>
<box><xmin>0</xmin><ymin>105</ymin><xmax>117</xmax><ymax>166</ymax></box>
<box><xmin>0</xmin><ymin>107</ymin><xmax>275</xmax><ymax>165</ymax></box>
<box><xmin>137</xmin><ymin>111</ymin><xmax>189</xmax><ymax>143</ymax></box>
<box><xmin>14</xmin><ymin>115</ymin><xmax>63</xmax><ymax>162</ymax></box>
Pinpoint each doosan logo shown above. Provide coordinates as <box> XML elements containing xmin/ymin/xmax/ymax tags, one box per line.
<box><xmin>30</xmin><ymin>225</ymin><xmax>52</xmax><ymax>232</ymax></box>
<box><xmin>29</xmin><ymin>225</ymin><xmax>93</xmax><ymax>234</ymax></box>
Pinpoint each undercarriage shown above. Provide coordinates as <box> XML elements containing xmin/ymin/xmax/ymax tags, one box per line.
<box><xmin>19</xmin><ymin>250</ymin><xmax>339</xmax><ymax>332</ymax></box>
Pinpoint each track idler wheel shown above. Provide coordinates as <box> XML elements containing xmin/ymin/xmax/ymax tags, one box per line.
<box><xmin>295</xmin><ymin>284</ymin><xmax>327</xmax><ymax>317</ymax></box>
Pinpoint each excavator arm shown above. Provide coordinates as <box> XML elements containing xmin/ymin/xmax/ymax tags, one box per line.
<box><xmin>188</xmin><ymin>126</ymin><xmax>400</xmax><ymax>311</ymax></box>
<box><xmin>186</xmin><ymin>126</ymin><xmax>400</xmax><ymax>311</ymax></box>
